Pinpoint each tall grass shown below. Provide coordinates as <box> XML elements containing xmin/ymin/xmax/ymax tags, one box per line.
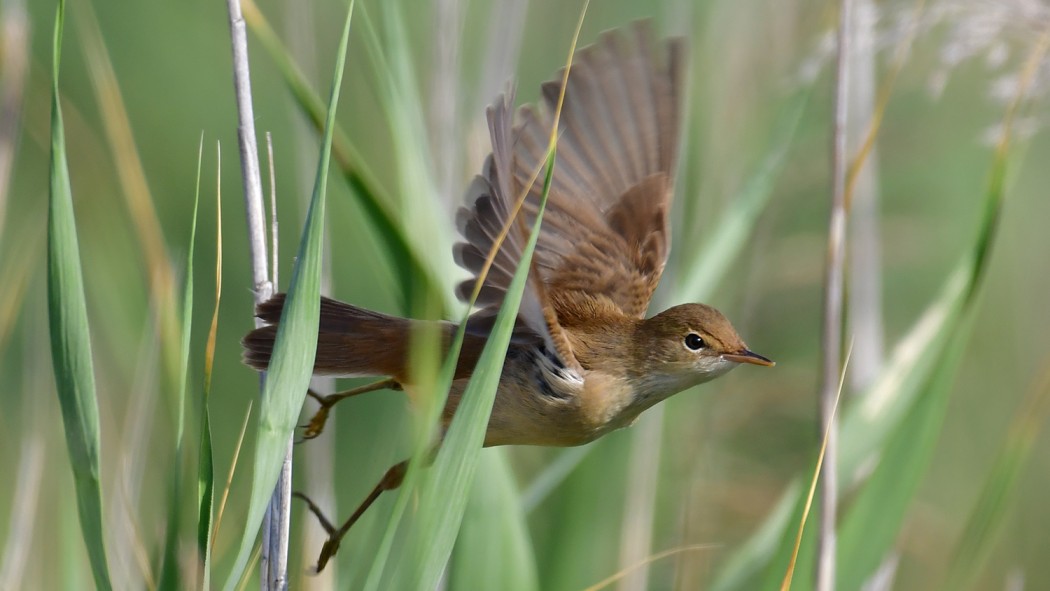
<box><xmin>222</xmin><ymin>1</ymin><xmax>356</xmax><ymax>587</ymax></box>
<box><xmin>12</xmin><ymin>0</ymin><xmax>1050</xmax><ymax>588</ymax></box>
<box><xmin>45</xmin><ymin>1</ymin><xmax>111</xmax><ymax>587</ymax></box>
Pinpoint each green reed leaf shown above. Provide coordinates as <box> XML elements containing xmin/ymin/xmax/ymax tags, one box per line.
<box><xmin>450</xmin><ymin>449</ymin><xmax>539</xmax><ymax>591</ymax></box>
<box><xmin>404</xmin><ymin>143</ymin><xmax>555</xmax><ymax>591</ymax></box>
<box><xmin>240</xmin><ymin>0</ymin><xmax>443</xmax><ymax>312</ymax></box>
<box><xmin>221</xmin><ymin>2</ymin><xmax>354</xmax><ymax>588</ymax></box>
<box><xmin>158</xmin><ymin>137</ymin><xmax>203</xmax><ymax>591</ymax></box>
<box><xmin>720</xmin><ymin>105</ymin><xmax>1016</xmax><ymax>591</ymax></box>
<box><xmin>46</xmin><ymin>1</ymin><xmax>112</xmax><ymax>588</ymax></box>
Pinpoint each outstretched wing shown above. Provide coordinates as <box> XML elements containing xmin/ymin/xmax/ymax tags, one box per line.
<box><xmin>454</xmin><ymin>21</ymin><xmax>685</xmax><ymax>366</ymax></box>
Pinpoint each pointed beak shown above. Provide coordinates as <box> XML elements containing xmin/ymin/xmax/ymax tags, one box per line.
<box><xmin>722</xmin><ymin>349</ymin><xmax>775</xmax><ymax>367</ymax></box>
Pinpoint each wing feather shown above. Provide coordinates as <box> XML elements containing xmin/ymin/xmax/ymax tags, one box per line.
<box><xmin>453</xmin><ymin>21</ymin><xmax>685</xmax><ymax>367</ymax></box>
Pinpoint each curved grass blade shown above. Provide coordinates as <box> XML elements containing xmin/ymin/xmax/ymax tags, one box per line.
<box><xmin>828</xmin><ymin>311</ymin><xmax>974</xmax><ymax>591</ymax></box>
<box><xmin>710</xmin><ymin>262</ymin><xmax>968</xmax><ymax>591</ymax></box>
<box><xmin>239</xmin><ymin>0</ymin><xmax>443</xmax><ymax>312</ymax></box>
<box><xmin>756</xmin><ymin>42</ymin><xmax>1034</xmax><ymax>589</ymax></box>
<box><xmin>405</xmin><ymin>3</ymin><xmax>593</xmax><ymax>583</ymax></box>
<box><xmin>584</xmin><ymin>544</ymin><xmax>719</xmax><ymax>591</ymax></box>
<box><xmin>829</xmin><ymin>29</ymin><xmax>1048</xmax><ymax>591</ymax></box>
<box><xmin>46</xmin><ymin>1</ymin><xmax>112</xmax><ymax>588</ymax></box>
<box><xmin>747</xmin><ymin>137</ymin><xmax>1014</xmax><ymax>591</ymax></box>
<box><xmin>404</xmin><ymin>145</ymin><xmax>556</xmax><ymax>589</ymax></box>
<box><xmin>712</xmin><ymin>17</ymin><xmax>1034</xmax><ymax>591</ymax></box>
<box><xmin>830</xmin><ymin>133</ymin><xmax>1031</xmax><ymax>591</ymax></box>
<box><xmin>198</xmin><ymin>141</ymin><xmax>224</xmax><ymax>590</ymax></box>
<box><xmin>363</xmin><ymin>7</ymin><xmax>588</xmax><ymax>586</ymax></box>
<box><xmin>450</xmin><ymin>449</ymin><xmax>538</xmax><ymax>591</ymax></box>
<box><xmin>363</xmin><ymin>0</ymin><xmax>456</xmax><ymax>307</ymax></box>
<box><xmin>77</xmin><ymin>1</ymin><xmax>183</xmax><ymax>394</ymax></box>
<box><xmin>221</xmin><ymin>3</ymin><xmax>355</xmax><ymax>588</ymax></box>
<box><xmin>158</xmin><ymin>136</ymin><xmax>204</xmax><ymax>591</ymax></box>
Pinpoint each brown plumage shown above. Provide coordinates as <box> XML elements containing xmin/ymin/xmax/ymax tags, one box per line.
<box><xmin>454</xmin><ymin>22</ymin><xmax>682</xmax><ymax>369</ymax></box>
<box><xmin>243</xmin><ymin>21</ymin><xmax>774</xmax><ymax>573</ymax></box>
<box><xmin>243</xmin><ymin>293</ymin><xmax>488</xmax><ymax>380</ymax></box>
<box><xmin>243</xmin><ymin>21</ymin><xmax>770</xmax><ymax>448</ymax></box>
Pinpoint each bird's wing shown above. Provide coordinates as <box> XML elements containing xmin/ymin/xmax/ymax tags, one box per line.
<box><xmin>453</xmin><ymin>21</ymin><xmax>685</xmax><ymax>367</ymax></box>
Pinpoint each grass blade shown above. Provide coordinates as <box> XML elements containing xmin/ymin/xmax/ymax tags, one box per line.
<box><xmin>198</xmin><ymin>412</ymin><xmax>214</xmax><ymax>588</ymax></box>
<box><xmin>450</xmin><ymin>449</ymin><xmax>538</xmax><ymax>591</ymax></box>
<box><xmin>712</xmin><ymin>262</ymin><xmax>969</xmax><ymax>591</ymax></box>
<box><xmin>400</xmin><ymin>4</ymin><xmax>589</xmax><ymax>584</ymax></box>
<box><xmin>403</xmin><ymin>139</ymin><xmax>557</xmax><ymax>591</ymax></box>
<box><xmin>212</xmin><ymin>402</ymin><xmax>253</xmax><ymax>556</ymax></box>
<box><xmin>779</xmin><ymin>345</ymin><xmax>850</xmax><ymax>591</ymax></box>
<box><xmin>221</xmin><ymin>2</ymin><xmax>355</xmax><ymax>588</ymax></box>
<box><xmin>46</xmin><ymin>0</ymin><xmax>112</xmax><ymax>588</ymax></box>
<box><xmin>830</xmin><ymin>310</ymin><xmax>974</xmax><ymax>591</ymax></box>
<box><xmin>363</xmin><ymin>9</ymin><xmax>587</xmax><ymax>587</ymax></box>
<box><xmin>830</xmin><ymin>29</ymin><xmax>1048</xmax><ymax>591</ymax></box>
<box><xmin>371</xmin><ymin>0</ymin><xmax>455</xmax><ymax>303</ymax></box>
<box><xmin>198</xmin><ymin>141</ymin><xmax>224</xmax><ymax>590</ymax></box>
<box><xmin>713</xmin><ymin>20</ymin><xmax>1043</xmax><ymax>591</ymax></box>
<box><xmin>761</xmin><ymin>29</ymin><xmax>1040</xmax><ymax>586</ymax></box>
<box><xmin>750</xmin><ymin>142</ymin><xmax>1012</xmax><ymax>590</ymax></box>
<box><xmin>240</xmin><ymin>0</ymin><xmax>444</xmax><ymax>312</ymax></box>
<box><xmin>158</xmin><ymin>136</ymin><xmax>204</xmax><ymax>591</ymax></box>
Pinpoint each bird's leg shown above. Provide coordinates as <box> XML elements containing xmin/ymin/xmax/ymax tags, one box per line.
<box><xmin>297</xmin><ymin>447</ymin><xmax>439</xmax><ymax>574</ymax></box>
<box><xmin>301</xmin><ymin>378</ymin><xmax>401</xmax><ymax>440</ymax></box>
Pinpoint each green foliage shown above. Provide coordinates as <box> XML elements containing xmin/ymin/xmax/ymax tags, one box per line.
<box><xmin>45</xmin><ymin>2</ymin><xmax>112</xmax><ymax>588</ymax></box>
<box><xmin>241</xmin><ymin>0</ymin><xmax>443</xmax><ymax>312</ymax></box>
<box><xmin>222</xmin><ymin>2</ymin><xmax>356</xmax><ymax>588</ymax></box>
<box><xmin>451</xmin><ymin>449</ymin><xmax>539</xmax><ymax>591</ymax></box>
<box><xmin>408</xmin><ymin>144</ymin><xmax>555</xmax><ymax>591</ymax></box>
<box><xmin>158</xmin><ymin>139</ymin><xmax>201</xmax><ymax>591</ymax></box>
<box><xmin>12</xmin><ymin>0</ymin><xmax>1050</xmax><ymax>588</ymax></box>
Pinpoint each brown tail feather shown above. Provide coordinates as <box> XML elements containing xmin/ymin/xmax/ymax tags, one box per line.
<box><xmin>242</xmin><ymin>294</ymin><xmax>485</xmax><ymax>380</ymax></box>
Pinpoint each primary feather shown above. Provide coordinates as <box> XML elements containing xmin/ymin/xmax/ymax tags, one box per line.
<box><xmin>454</xmin><ymin>21</ymin><xmax>685</xmax><ymax>371</ymax></box>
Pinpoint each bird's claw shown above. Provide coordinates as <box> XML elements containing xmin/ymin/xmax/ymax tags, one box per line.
<box><xmin>301</xmin><ymin>405</ymin><xmax>331</xmax><ymax>440</ymax></box>
<box><xmin>294</xmin><ymin>491</ymin><xmax>342</xmax><ymax>574</ymax></box>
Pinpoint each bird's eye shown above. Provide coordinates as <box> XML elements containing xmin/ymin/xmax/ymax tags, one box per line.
<box><xmin>684</xmin><ymin>333</ymin><xmax>706</xmax><ymax>351</ymax></box>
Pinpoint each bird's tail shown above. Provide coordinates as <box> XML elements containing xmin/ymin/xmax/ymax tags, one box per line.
<box><xmin>242</xmin><ymin>294</ymin><xmax>424</xmax><ymax>379</ymax></box>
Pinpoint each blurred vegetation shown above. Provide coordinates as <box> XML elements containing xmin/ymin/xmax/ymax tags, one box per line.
<box><xmin>4</xmin><ymin>0</ymin><xmax>1050</xmax><ymax>589</ymax></box>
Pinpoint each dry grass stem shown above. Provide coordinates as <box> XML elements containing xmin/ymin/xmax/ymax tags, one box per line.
<box><xmin>585</xmin><ymin>544</ymin><xmax>719</xmax><ymax>591</ymax></box>
<box><xmin>783</xmin><ymin>343</ymin><xmax>852</xmax><ymax>591</ymax></box>
<box><xmin>224</xmin><ymin>0</ymin><xmax>284</xmax><ymax>585</ymax></box>
<box><xmin>817</xmin><ymin>1</ymin><xmax>854</xmax><ymax>589</ymax></box>
<box><xmin>213</xmin><ymin>401</ymin><xmax>254</xmax><ymax>553</ymax></box>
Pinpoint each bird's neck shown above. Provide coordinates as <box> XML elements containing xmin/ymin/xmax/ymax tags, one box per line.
<box><xmin>560</xmin><ymin>312</ymin><xmax>640</xmax><ymax>375</ymax></box>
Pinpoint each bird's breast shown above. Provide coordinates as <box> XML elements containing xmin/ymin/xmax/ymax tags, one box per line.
<box><xmin>471</xmin><ymin>344</ymin><xmax>641</xmax><ymax>447</ymax></box>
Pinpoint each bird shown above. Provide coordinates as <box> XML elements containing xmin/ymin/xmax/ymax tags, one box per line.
<box><xmin>243</xmin><ymin>20</ymin><xmax>772</xmax><ymax>572</ymax></box>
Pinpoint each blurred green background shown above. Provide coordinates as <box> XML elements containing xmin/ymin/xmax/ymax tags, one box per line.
<box><xmin>3</xmin><ymin>0</ymin><xmax>1050</xmax><ymax>588</ymax></box>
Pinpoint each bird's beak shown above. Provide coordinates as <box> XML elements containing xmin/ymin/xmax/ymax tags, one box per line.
<box><xmin>722</xmin><ymin>350</ymin><xmax>775</xmax><ymax>367</ymax></box>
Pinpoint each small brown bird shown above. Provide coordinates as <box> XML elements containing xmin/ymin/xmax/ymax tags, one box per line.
<box><xmin>244</xmin><ymin>21</ymin><xmax>772</xmax><ymax>571</ymax></box>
